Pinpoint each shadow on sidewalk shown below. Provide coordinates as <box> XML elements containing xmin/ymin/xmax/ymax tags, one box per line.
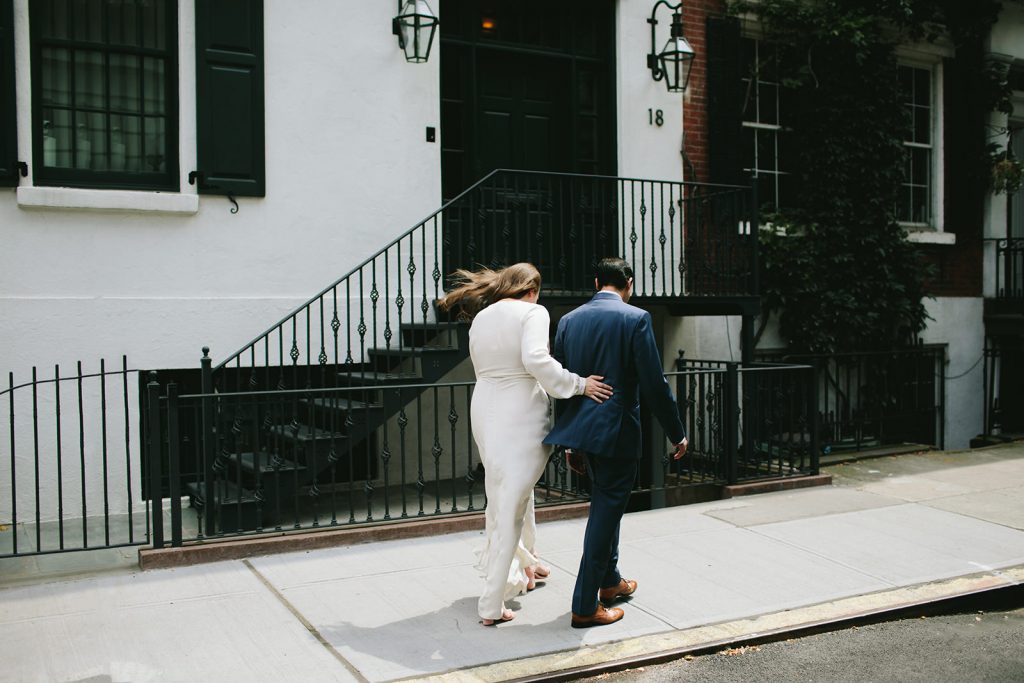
<box><xmin>318</xmin><ymin>595</ymin><xmax>589</xmax><ymax>679</ymax></box>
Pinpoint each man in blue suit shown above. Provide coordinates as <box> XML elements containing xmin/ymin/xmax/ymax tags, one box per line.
<box><xmin>545</xmin><ymin>257</ymin><xmax>688</xmax><ymax>628</ymax></box>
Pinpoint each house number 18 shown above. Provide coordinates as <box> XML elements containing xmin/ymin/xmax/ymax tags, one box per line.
<box><xmin>648</xmin><ymin>108</ymin><xmax>664</xmax><ymax>126</ymax></box>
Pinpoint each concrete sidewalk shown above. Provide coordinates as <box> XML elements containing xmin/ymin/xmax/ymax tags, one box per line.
<box><xmin>2</xmin><ymin>443</ymin><xmax>1023</xmax><ymax>683</ymax></box>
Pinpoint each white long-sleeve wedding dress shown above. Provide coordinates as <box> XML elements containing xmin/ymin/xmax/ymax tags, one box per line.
<box><xmin>469</xmin><ymin>299</ymin><xmax>584</xmax><ymax>621</ymax></box>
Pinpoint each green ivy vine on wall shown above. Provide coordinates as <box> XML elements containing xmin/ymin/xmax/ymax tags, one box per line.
<box><xmin>727</xmin><ymin>0</ymin><xmax>1017</xmax><ymax>354</ymax></box>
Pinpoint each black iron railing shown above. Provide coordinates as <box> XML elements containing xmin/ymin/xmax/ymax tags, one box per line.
<box><xmin>212</xmin><ymin>170</ymin><xmax>756</xmax><ymax>390</ymax></box>
<box><xmin>676</xmin><ymin>358</ymin><xmax>819</xmax><ymax>482</ymax></box>
<box><xmin>143</xmin><ymin>360</ymin><xmax>813</xmax><ymax>546</ymax></box>
<box><xmin>983</xmin><ymin>339</ymin><xmax>1024</xmax><ymax>437</ymax></box>
<box><xmin>0</xmin><ymin>357</ymin><xmax>148</xmax><ymax>558</ymax></box>
<box><xmin>989</xmin><ymin>237</ymin><xmax>1024</xmax><ymax>300</ymax></box>
<box><xmin>757</xmin><ymin>347</ymin><xmax>946</xmax><ymax>453</ymax></box>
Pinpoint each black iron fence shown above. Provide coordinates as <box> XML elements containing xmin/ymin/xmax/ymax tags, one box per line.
<box><xmin>0</xmin><ymin>357</ymin><xmax>148</xmax><ymax>558</ymax></box>
<box><xmin>756</xmin><ymin>347</ymin><xmax>946</xmax><ymax>453</ymax></box>
<box><xmin>989</xmin><ymin>237</ymin><xmax>1024</xmax><ymax>300</ymax></box>
<box><xmin>142</xmin><ymin>360</ymin><xmax>815</xmax><ymax>548</ymax></box>
<box><xmin>212</xmin><ymin>170</ymin><xmax>756</xmax><ymax>393</ymax></box>
<box><xmin>983</xmin><ymin>338</ymin><xmax>1024</xmax><ymax>436</ymax></box>
<box><xmin>676</xmin><ymin>359</ymin><xmax>820</xmax><ymax>482</ymax></box>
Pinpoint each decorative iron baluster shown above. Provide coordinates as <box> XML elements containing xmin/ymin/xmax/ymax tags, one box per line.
<box><xmin>357</xmin><ymin>267</ymin><xmax>367</xmax><ymax>372</ymax></box>
<box><xmin>33</xmin><ymin>367</ymin><xmax>41</xmax><ymax>550</ymax></box>
<box><xmin>121</xmin><ymin>356</ymin><xmax>132</xmax><ymax>545</ymax></box>
<box><xmin>448</xmin><ymin>386</ymin><xmax>459</xmax><ymax>513</ymax></box>
<box><xmin>639</xmin><ymin>190</ymin><xmax>647</xmax><ymax>295</ymax></box>
<box><xmin>380</xmin><ymin>392</ymin><xmax>394</xmax><ymax>521</ymax></box>
<box><xmin>327</xmin><ymin>390</ymin><xmax>340</xmax><ymax>526</ymax></box>
<box><xmin>658</xmin><ymin>183</ymin><xmax>668</xmax><ymax>295</ymax></box>
<box><xmin>384</xmin><ymin>254</ymin><xmax>393</xmax><ymax>350</ymax></box>
<box><xmin>432</xmin><ymin>386</ymin><xmax>443</xmax><ymax>514</ymax></box>
<box><xmin>318</xmin><ymin>297</ymin><xmax>328</xmax><ymax>366</ymax></box>
<box><xmin>668</xmin><ymin>184</ymin><xmax>677</xmax><ymax>296</ymax></box>
<box><xmin>345</xmin><ymin>279</ymin><xmax>354</xmax><ymax>366</ymax></box>
<box><xmin>364</xmin><ymin>397</ymin><xmax>375</xmax><ymax>522</ymax></box>
<box><xmin>7</xmin><ymin>372</ymin><xmax>16</xmax><ymax>555</ymax></box>
<box><xmin>370</xmin><ymin>261</ymin><xmax>380</xmax><ymax>361</ymax></box>
<box><xmin>420</xmin><ymin>227</ymin><xmax>429</xmax><ymax>328</ymax></box>
<box><xmin>395</xmin><ymin>244</ymin><xmax>404</xmax><ymax>358</ymax></box>
<box><xmin>629</xmin><ymin>183</ymin><xmax>638</xmax><ymax>276</ymax></box>
<box><xmin>289</xmin><ymin>319</ymin><xmax>299</xmax><ymax>366</ymax></box>
<box><xmin>465</xmin><ymin>385</ymin><xmax>475</xmax><ymax>511</ymax></box>
<box><xmin>331</xmin><ymin>288</ymin><xmax>341</xmax><ymax>370</ymax></box>
<box><xmin>76</xmin><ymin>361</ymin><xmax>87</xmax><ymax>547</ymax></box>
<box><xmin>398</xmin><ymin>405</ymin><xmax>409</xmax><ymax>518</ymax></box>
<box><xmin>54</xmin><ymin>365</ymin><xmax>64</xmax><ymax>549</ymax></box>
<box><xmin>416</xmin><ymin>393</ymin><xmax>426</xmax><ymax>516</ymax></box>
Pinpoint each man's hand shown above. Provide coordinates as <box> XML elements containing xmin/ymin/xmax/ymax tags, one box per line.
<box><xmin>671</xmin><ymin>437</ymin><xmax>689</xmax><ymax>460</ymax></box>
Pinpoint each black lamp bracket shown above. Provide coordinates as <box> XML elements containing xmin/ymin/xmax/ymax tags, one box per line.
<box><xmin>647</xmin><ymin>0</ymin><xmax>684</xmax><ymax>81</ymax></box>
<box><xmin>392</xmin><ymin>0</ymin><xmax>403</xmax><ymax>47</ymax></box>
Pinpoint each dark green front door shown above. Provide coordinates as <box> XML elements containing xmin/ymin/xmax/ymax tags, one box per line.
<box><xmin>439</xmin><ymin>0</ymin><xmax>616</xmax><ymax>288</ymax></box>
<box><xmin>440</xmin><ymin>0</ymin><xmax>615</xmax><ymax>199</ymax></box>
<box><xmin>475</xmin><ymin>51</ymin><xmax>571</xmax><ymax>181</ymax></box>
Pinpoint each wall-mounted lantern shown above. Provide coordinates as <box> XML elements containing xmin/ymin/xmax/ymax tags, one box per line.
<box><xmin>393</xmin><ymin>0</ymin><xmax>439</xmax><ymax>63</ymax></box>
<box><xmin>647</xmin><ymin>1</ymin><xmax>695</xmax><ymax>93</ymax></box>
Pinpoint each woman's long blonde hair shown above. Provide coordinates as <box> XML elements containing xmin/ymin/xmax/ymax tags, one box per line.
<box><xmin>438</xmin><ymin>262</ymin><xmax>542</xmax><ymax>319</ymax></box>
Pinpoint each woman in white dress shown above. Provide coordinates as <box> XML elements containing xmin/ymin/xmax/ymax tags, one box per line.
<box><xmin>440</xmin><ymin>263</ymin><xmax>612</xmax><ymax>625</ymax></box>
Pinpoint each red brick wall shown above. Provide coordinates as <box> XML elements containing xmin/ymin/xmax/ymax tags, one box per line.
<box><xmin>681</xmin><ymin>0</ymin><xmax>726</xmax><ymax>183</ymax></box>
<box><xmin>919</xmin><ymin>241</ymin><xmax>982</xmax><ymax>298</ymax></box>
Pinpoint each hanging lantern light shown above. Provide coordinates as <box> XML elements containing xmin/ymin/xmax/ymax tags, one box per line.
<box><xmin>647</xmin><ymin>2</ymin><xmax>696</xmax><ymax>93</ymax></box>
<box><xmin>393</xmin><ymin>0</ymin><xmax>439</xmax><ymax>63</ymax></box>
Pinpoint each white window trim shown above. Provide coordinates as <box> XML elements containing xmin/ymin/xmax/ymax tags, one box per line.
<box><xmin>895</xmin><ymin>56</ymin><xmax>947</xmax><ymax>239</ymax></box>
<box><xmin>12</xmin><ymin>0</ymin><xmax>199</xmax><ymax>215</ymax></box>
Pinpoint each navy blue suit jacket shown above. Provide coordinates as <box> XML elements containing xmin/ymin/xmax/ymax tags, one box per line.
<box><xmin>543</xmin><ymin>291</ymin><xmax>686</xmax><ymax>459</ymax></box>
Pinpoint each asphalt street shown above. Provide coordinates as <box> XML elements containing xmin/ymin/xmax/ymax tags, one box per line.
<box><xmin>596</xmin><ymin>593</ymin><xmax>1024</xmax><ymax>683</ymax></box>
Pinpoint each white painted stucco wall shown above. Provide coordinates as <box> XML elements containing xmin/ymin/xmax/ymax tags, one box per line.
<box><xmin>1</xmin><ymin>0</ymin><xmax>442</xmax><ymax>378</ymax></box>
<box><xmin>920</xmin><ymin>297</ymin><xmax>985</xmax><ymax>450</ymax></box>
<box><xmin>615</xmin><ymin>0</ymin><xmax>686</xmax><ymax>183</ymax></box>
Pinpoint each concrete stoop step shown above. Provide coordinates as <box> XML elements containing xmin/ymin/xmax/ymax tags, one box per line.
<box><xmin>413</xmin><ymin>566</ymin><xmax>1024</xmax><ymax>683</ymax></box>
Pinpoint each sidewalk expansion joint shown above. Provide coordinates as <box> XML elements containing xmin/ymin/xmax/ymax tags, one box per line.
<box><xmin>243</xmin><ymin>559</ymin><xmax>369</xmax><ymax>683</ymax></box>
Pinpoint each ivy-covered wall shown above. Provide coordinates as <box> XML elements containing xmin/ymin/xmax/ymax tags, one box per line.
<box><xmin>716</xmin><ymin>0</ymin><xmax>1016</xmax><ymax>353</ymax></box>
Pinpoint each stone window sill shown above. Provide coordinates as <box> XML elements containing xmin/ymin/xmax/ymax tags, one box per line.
<box><xmin>904</xmin><ymin>229</ymin><xmax>956</xmax><ymax>245</ymax></box>
<box><xmin>17</xmin><ymin>186</ymin><xmax>199</xmax><ymax>214</ymax></box>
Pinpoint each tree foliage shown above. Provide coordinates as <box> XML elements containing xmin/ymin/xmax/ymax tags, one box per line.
<box><xmin>729</xmin><ymin>0</ymin><xmax>1010</xmax><ymax>353</ymax></box>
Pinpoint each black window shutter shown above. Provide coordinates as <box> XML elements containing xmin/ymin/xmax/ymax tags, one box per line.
<box><xmin>0</xmin><ymin>0</ymin><xmax>18</xmax><ymax>187</ymax></box>
<box><xmin>195</xmin><ymin>0</ymin><xmax>265</xmax><ymax>197</ymax></box>
<box><xmin>706</xmin><ymin>16</ymin><xmax>742</xmax><ymax>186</ymax></box>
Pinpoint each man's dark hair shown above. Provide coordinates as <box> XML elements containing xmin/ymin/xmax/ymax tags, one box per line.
<box><xmin>596</xmin><ymin>257</ymin><xmax>633</xmax><ymax>290</ymax></box>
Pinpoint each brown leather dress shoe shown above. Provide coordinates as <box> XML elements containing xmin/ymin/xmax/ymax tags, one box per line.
<box><xmin>598</xmin><ymin>578</ymin><xmax>638</xmax><ymax>604</ymax></box>
<box><xmin>570</xmin><ymin>604</ymin><xmax>624</xmax><ymax>628</ymax></box>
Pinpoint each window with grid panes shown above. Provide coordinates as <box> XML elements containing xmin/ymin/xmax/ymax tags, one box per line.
<box><xmin>897</xmin><ymin>64</ymin><xmax>933</xmax><ymax>225</ymax></box>
<box><xmin>30</xmin><ymin>0</ymin><xmax>177</xmax><ymax>190</ymax></box>
<box><xmin>740</xmin><ymin>37</ymin><xmax>791</xmax><ymax>212</ymax></box>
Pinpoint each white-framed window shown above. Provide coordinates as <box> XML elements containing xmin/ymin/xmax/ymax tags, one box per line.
<box><xmin>897</xmin><ymin>63</ymin><xmax>934</xmax><ymax>226</ymax></box>
<box><xmin>740</xmin><ymin>37</ymin><xmax>791</xmax><ymax>212</ymax></box>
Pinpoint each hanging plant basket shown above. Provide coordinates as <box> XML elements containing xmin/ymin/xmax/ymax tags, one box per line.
<box><xmin>992</xmin><ymin>153</ymin><xmax>1023</xmax><ymax>195</ymax></box>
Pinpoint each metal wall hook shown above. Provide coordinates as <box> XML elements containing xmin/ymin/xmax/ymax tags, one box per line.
<box><xmin>228</xmin><ymin>194</ymin><xmax>239</xmax><ymax>214</ymax></box>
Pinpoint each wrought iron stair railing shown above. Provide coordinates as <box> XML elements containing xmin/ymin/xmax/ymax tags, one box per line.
<box><xmin>189</xmin><ymin>170</ymin><xmax>756</xmax><ymax>533</ymax></box>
